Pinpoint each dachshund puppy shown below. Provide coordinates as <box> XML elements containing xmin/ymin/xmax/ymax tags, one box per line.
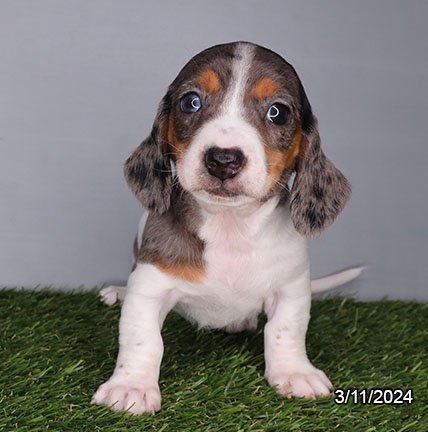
<box><xmin>92</xmin><ymin>41</ymin><xmax>362</xmax><ymax>414</ymax></box>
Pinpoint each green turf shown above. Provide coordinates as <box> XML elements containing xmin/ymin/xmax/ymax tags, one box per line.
<box><xmin>1</xmin><ymin>289</ymin><xmax>427</xmax><ymax>431</ymax></box>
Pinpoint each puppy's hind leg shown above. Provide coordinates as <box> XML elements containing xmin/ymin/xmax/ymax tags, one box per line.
<box><xmin>99</xmin><ymin>285</ymin><xmax>126</xmax><ymax>306</ymax></box>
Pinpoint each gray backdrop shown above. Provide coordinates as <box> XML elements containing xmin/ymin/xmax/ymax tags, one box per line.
<box><xmin>1</xmin><ymin>0</ymin><xmax>427</xmax><ymax>300</ymax></box>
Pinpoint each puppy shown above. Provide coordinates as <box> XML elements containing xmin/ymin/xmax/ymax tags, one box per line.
<box><xmin>92</xmin><ymin>41</ymin><xmax>362</xmax><ymax>415</ymax></box>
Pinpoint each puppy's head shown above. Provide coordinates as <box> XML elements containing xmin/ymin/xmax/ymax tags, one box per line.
<box><xmin>124</xmin><ymin>42</ymin><xmax>351</xmax><ymax>235</ymax></box>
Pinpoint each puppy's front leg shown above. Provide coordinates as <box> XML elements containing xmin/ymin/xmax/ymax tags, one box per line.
<box><xmin>92</xmin><ymin>265</ymin><xmax>175</xmax><ymax>414</ymax></box>
<box><xmin>264</xmin><ymin>273</ymin><xmax>332</xmax><ymax>399</ymax></box>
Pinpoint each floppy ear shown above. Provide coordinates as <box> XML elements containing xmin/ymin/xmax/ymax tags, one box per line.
<box><xmin>290</xmin><ymin>85</ymin><xmax>351</xmax><ymax>236</ymax></box>
<box><xmin>124</xmin><ymin>91</ymin><xmax>173</xmax><ymax>214</ymax></box>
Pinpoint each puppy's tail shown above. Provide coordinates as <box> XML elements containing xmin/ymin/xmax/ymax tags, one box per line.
<box><xmin>311</xmin><ymin>266</ymin><xmax>366</xmax><ymax>293</ymax></box>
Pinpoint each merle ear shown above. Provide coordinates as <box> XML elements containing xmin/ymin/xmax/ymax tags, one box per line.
<box><xmin>290</xmin><ymin>85</ymin><xmax>351</xmax><ymax>236</ymax></box>
<box><xmin>124</xmin><ymin>91</ymin><xmax>173</xmax><ymax>213</ymax></box>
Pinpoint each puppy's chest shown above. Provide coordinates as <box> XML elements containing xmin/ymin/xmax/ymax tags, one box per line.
<box><xmin>174</xmin><ymin>205</ymin><xmax>307</xmax><ymax>328</ymax></box>
<box><xmin>199</xmin><ymin>210</ymin><xmax>279</xmax><ymax>295</ymax></box>
<box><xmin>174</xmin><ymin>213</ymin><xmax>267</xmax><ymax>327</ymax></box>
<box><xmin>204</xmin><ymin>225</ymin><xmax>259</xmax><ymax>289</ymax></box>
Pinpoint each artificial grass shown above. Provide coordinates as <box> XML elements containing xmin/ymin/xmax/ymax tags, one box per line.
<box><xmin>1</xmin><ymin>289</ymin><xmax>427</xmax><ymax>432</ymax></box>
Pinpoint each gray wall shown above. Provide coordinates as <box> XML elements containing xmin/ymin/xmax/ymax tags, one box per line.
<box><xmin>1</xmin><ymin>1</ymin><xmax>427</xmax><ymax>300</ymax></box>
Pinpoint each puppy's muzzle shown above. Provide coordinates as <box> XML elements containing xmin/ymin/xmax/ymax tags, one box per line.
<box><xmin>204</xmin><ymin>147</ymin><xmax>245</xmax><ymax>181</ymax></box>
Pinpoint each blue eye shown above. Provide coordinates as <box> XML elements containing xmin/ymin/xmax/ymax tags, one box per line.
<box><xmin>267</xmin><ymin>103</ymin><xmax>289</xmax><ymax>125</ymax></box>
<box><xmin>180</xmin><ymin>92</ymin><xmax>201</xmax><ymax>113</ymax></box>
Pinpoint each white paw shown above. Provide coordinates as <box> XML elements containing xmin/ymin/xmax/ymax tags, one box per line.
<box><xmin>91</xmin><ymin>377</ymin><xmax>161</xmax><ymax>414</ymax></box>
<box><xmin>99</xmin><ymin>285</ymin><xmax>126</xmax><ymax>306</ymax></box>
<box><xmin>266</xmin><ymin>363</ymin><xmax>332</xmax><ymax>399</ymax></box>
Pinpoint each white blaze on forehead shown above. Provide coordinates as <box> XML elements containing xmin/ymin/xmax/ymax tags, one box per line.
<box><xmin>220</xmin><ymin>43</ymin><xmax>255</xmax><ymax>117</ymax></box>
<box><xmin>178</xmin><ymin>42</ymin><xmax>270</xmax><ymax>206</ymax></box>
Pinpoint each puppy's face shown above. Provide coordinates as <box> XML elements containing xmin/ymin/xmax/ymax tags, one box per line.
<box><xmin>125</xmin><ymin>42</ymin><xmax>351</xmax><ymax>235</ymax></box>
<box><xmin>168</xmin><ymin>43</ymin><xmax>306</xmax><ymax>208</ymax></box>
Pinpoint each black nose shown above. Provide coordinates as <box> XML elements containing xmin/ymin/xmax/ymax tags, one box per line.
<box><xmin>204</xmin><ymin>147</ymin><xmax>245</xmax><ymax>181</ymax></box>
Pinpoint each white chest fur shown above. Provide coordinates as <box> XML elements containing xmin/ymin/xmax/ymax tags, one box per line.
<box><xmin>173</xmin><ymin>197</ymin><xmax>310</xmax><ymax>329</ymax></box>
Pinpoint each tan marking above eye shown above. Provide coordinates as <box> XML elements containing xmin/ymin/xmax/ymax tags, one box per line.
<box><xmin>153</xmin><ymin>261</ymin><xmax>205</xmax><ymax>283</ymax></box>
<box><xmin>252</xmin><ymin>77</ymin><xmax>278</xmax><ymax>100</ymax></box>
<box><xmin>197</xmin><ymin>69</ymin><xmax>222</xmax><ymax>93</ymax></box>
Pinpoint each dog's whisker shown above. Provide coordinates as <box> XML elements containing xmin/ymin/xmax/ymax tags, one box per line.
<box><xmin>167</xmin><ymin>176</ymin><xmax>181</xmax><ymax>190</ymax></box>
<box><xmin>269</xmin><ymin>175</ymin><xmax>288</xmax><ymax>190</ymax></box>
<box><xmin>161</xmin><ymin>139</ymin><xmax>184</xmax><ymax>154</ymax></box>
<box><xmin>153</xmin><ymin>168</ymin><xmax>174</xmax><ymax>173</ymax></box>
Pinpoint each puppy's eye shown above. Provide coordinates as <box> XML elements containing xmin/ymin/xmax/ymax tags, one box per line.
<box><xmin>266</xmin><ymin>103</ymin><xmax>289</xmax><ymax>125</ymax></box>
<box><xmin>180</xmin><ymin>92</ymin><xmax>201</xmax><ymax>113</ymax></box>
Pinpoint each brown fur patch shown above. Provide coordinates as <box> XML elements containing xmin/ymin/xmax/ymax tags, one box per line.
<box><xmin>168</xmin><ymin>115</ymin><xmax>189</xmax><ymax>162</ymax></box>
<box><xmin>153</xmin><ymin>261</ymin><xmax>205</xmax><ymax>283</ymax></box>
<box><xmin>252</xmin><ymin>77</ymin><xmax>278</xmax><ymax>100</ymax></box>
<box><xmin>266</xmin><ymin>129</ymin><xmax>304</xmax><ymax>193</ymax></box>
<box><xmin>197</xmin><ymin>68</ymin><xmax>222</xmax><ymax>93</ymax></box>
<box><xmin>295</xmin><ymin>135</ymin><xmax>307</xmax><ymax>176</ymax></box>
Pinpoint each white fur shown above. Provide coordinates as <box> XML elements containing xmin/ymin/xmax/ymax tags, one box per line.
<box><xmin>92</xmin><ymin>264</ymin><xmax>180</xmax><ymax>414</ymax></box>
<box><xmin>93</xmin><ymin>199</ymin><xmax>335</xmax><ymax>413</ymax></box>
<box><xmin>178</xmin><ymin>43</ymin><xmax>270</xmax><ymax>205</ymax></box>
<box><xmin>99</xmin><ymin>285</ymin><xmax>126</xmax><ymax>305</ymax></box>
<box><xmin>220</xmin><ymin>43</ymin><xmax>254</xmax><ymax>117</ymax></box>
<box><xmin>311</xmin><ymin>266</ymin><xmax>366</xmax><ymax>293</ymax></box>
<box><xmin>174</xmin><ymin>197</ymin><xmax>306</xmax><ymax>329</ymax></box>
<box><xmin>179</xmin><ymin>116</ymin><xmax>268</xmax><ymax>204</ymax></box>
<box><xmin>99</xmin><ymin>264</ymin><xmax>365</xmax><ymax>307</ymax></box>
<box><xmin>92</xmin><ymin>43</ymin><xmax>360</xmax><ymax>414</ymax></box>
